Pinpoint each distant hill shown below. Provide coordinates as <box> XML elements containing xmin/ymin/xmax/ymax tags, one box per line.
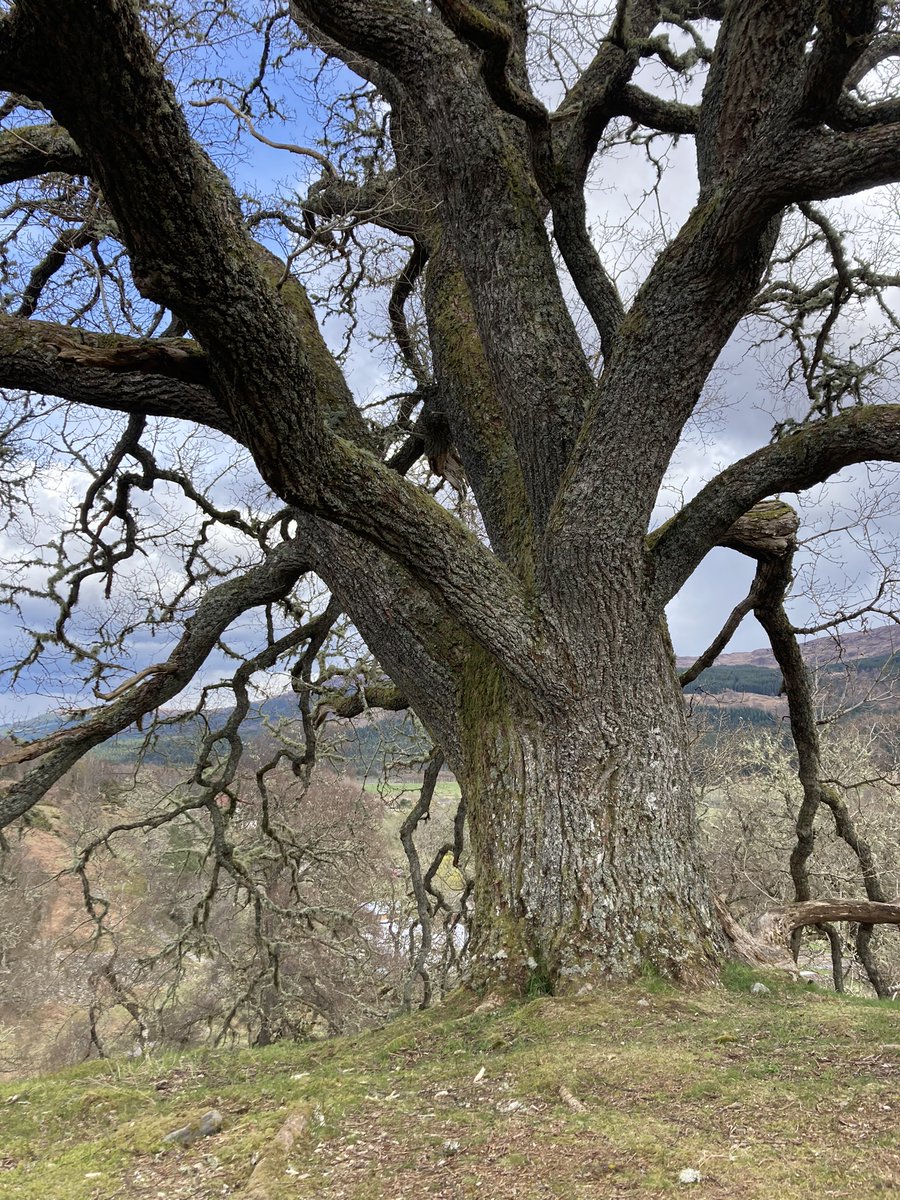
<box><xmin>678</xmin><ymin>623</ymin><xmax>900</xmax><ymax>722</ymax></box>
<box><xmin>8</xmin><ymin>626</ymin><xmax>900</xmax><ymax>769</ymax></box>
<box><xmin>676</xmin><ymin>623</ymin><xmax>900</xmax><ymax>671</ymax></box>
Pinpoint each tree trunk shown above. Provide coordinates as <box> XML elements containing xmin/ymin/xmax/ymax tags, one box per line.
<box><xmin>459</xmin><ymin>620</ymin><xmax>720</xmax><ymax>992</ymax></box>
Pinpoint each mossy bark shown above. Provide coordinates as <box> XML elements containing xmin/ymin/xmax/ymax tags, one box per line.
<box><xmin>458</xmin><ymin>624</ymin><xmax>720</xmax><ymax>992</ymax></box>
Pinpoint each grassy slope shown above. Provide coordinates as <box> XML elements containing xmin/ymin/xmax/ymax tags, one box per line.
<box><xmin>1</xmin><ymin>967</ymin><xmax>898</xmax><ymax>1200</ymax></box>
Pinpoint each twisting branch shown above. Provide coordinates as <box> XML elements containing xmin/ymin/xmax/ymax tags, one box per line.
<box><xmin>191</xmin><ymin>96</ymin><xmax>339</xmax><ymax>176</ymax></box>
<box><xmin>399</xmin><ymin>748</ymin><xmax>444</xmax><ymax>1011</ymax></box>
<box><xmin>286</xmin><ymin>597</ymin><xmax>344</xmax><ymax>783</ymax></box>
<box><xmin>723</xmin><ymin>501</ymin><xmax>896</xmax><ymax>994</ymax></box>
<box><xmin>387</xmin><ymin>240</ymin><xmax>430</xmax><ymax>386</ymax></box>
<box><xmin>432</xmin><ymin>0</ymin><xmax>550</xmax><ymax>129</ymax></box>
<box><xmin>0</xmin><ymin>539</ymin><xmax>312</xmax><ymax>828</ymax></box>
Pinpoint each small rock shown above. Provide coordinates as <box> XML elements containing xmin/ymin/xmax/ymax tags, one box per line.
<box><xmin>798</xmin><ymin>971</ymin><xmax>817</xmax><ymax>984</ymax></box>
<box><xmin>162</xmin><ymin>1125</ymin><xmax>196</xmax><ymax>1148</ymax></box>
<box><xmin>162</xmin><ymin>1110</ymin><xmax>223</xmax><ymax>1147</ymax></box>
<box><xmin>274</xmin><ymin>1110</ymin><xmax>310</xmax><ymax>1152</ymax></box>
<box><xmin>678</xmin><ymin>1168</ymin><xmax>702</xmax><ymax>1184</ymax></box>
<box><xmin>84</xmin><ymin>1173</ymin><xmax>103</xmax><ymax>1180</ymax></box>
<box><xmin>443</xmin><ymin>1139</ymin><xmax>461</xmax><ymax>1156</ymax></box>
<box><xmin>637</xmin><ymin>998</ymin><xmax>650</xmax><ymax>1008</ymax></box>
<box><xmin>750</xmin><ymin>982</ymin><xmax>770</xmax><ymax>997</ymax></box>
<box><xmin>198</xmin><ymin>1110</ymin><xmax>223</xmax><ymax>1136</ymax></box>
<box><xmin>472</xmin><ymin>1066</ymin><xmax>486</xmax><ymax>1084</ymax></box>
<box><xmin>558</xmin><ymin>1085</ymin><xmax>588</xmax><ymax>1113</ymax></box>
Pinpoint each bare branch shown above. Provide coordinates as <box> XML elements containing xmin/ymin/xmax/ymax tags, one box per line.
<box><xmin>399</xmin><ymin>748</ymin><xmax>443</xmax><ymax>1011</ymax></box>
<box><xmin>0</xmin><ymin>539</ymin><xmax>312</xmax><ymax>828</ymax></box>
<box><xmin>650</xmin><ymin>405</ymin><xmax>900</xmax><ymax>606</ymax></box>
<box><xmin>191</xmin><ymin>96</ymin><xmax>338</xmax><ymax>175</ymax></box>
<box><xmin>678</xmin><ymin>589</ymin><xmax>758</xmax><ymax>687</ymax></box>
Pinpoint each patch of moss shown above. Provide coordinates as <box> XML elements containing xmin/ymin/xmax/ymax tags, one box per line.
<box><xmin>2</xmin><ymin>981</ymin><xmax>899</xmax><ymax>1198</ymax></box>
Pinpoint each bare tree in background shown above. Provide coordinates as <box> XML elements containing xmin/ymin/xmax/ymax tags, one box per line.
<box><xmin>2</xmin><ymin>0</ymin><xmax>900</xmax><ymax>994</ymax></box>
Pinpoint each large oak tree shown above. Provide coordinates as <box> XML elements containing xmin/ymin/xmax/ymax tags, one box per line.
<box><xmin>2</xmin><ymin>0</ymin><xmax>900</xmax><ymax>992</ymax></box>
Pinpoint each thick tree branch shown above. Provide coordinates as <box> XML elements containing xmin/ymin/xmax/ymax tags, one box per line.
<box><xmin>718</xmin><ymin>896</ymin><xmax>900</xmax><ymax>971</ymax></box>
<box><xmin>832</xmin><ymin>94</ymin><xmax>900</xmax><ymax>128</ymax></box>
<box><xmin>546</xmin><ymin>6</ymin><xmax>900</xmax><ymax>583</ymax></box>
<box><xmin>293</xmin><ymin>513</ymin><xmax>465</xmax><ymax>764</ymax></box>
<box><xmin>6</xmin><ymin>0</ymin><xmax>329</xmax><ymax>476</ymax></box>
<box><xmin>779</xmin><ymin>122</ymin><xmax>900</xmax><ymax>200</ymax></box>
<box><xmin>314</xmin><ymin>683</ymin><xmax>407</xmax><ymax>727</ymax></box>
<box><xmin>0</xmin><ymin>121</ymin><xmax>82</xmax><ymax>183</ymax></box>
<box><xmin>290</xmin><ymin>0</ymin><xmax>437</xmax><ymax>80</ymax></box>
<box><xmin>650</xmin><ymin>405</ymin><xmax>900</xmax><ymax>606</ymax></box>
<box><xmin>752</xmin><ymin>900</ymin><xmax>900</xmax><ymax>944</ymax></box>
<box><xmin>0</xmin><ymin>313</ymin><xmax>231</xmax><ymax>432</ymax></box>
<box><xmin>550</xmin><ymin>188</ymin><xmax>625</xmax><ymax>363</ymax></box>
<box><xmin>801</xmin><ymin>1</ymin><xmax>878</xmax><ymax>118</ymax></box>
<box><xmin>615</xmin><ymin>84</ymin><xmax>699</xmax><ymax>134</ymax></box>
<box><xmin>422</xmin><ymin>246</ymin><xmax>533</xmax><ymax>569</ymax></box>
<box><xmin>554</xmin><ymin>0</ymin><xmax>661</xmax><ymax>177</ymax></box>
<box><xmin>847</xmin><ymin>28</ymin><xmax>900</xmax><ymax>86</ymax></box>
<box><xmin>297</xmin><ymin>0</ymin><xmax>597</xmax><ymax>535</ymax></box>
<box><xmin>695</xmin><ymin>2</ymin><xmax>815</xmax><ymax>188</ymax></box>
<box><xmin>539</xmin><ymin>3</ymin><xmax>663</xmax><ymax>362</ymax></box>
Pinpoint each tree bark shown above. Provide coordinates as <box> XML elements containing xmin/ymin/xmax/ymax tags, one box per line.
<box><xmin>459</xmin><ymin>620</ymin><xmax>719</xmax><ymax>990</ymax></box>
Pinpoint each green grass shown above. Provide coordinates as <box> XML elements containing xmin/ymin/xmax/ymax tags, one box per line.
<box><xmin>1</xmin><ymin>976</ymin><xmax>898</xmax><ymax>1198</ymax></box>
